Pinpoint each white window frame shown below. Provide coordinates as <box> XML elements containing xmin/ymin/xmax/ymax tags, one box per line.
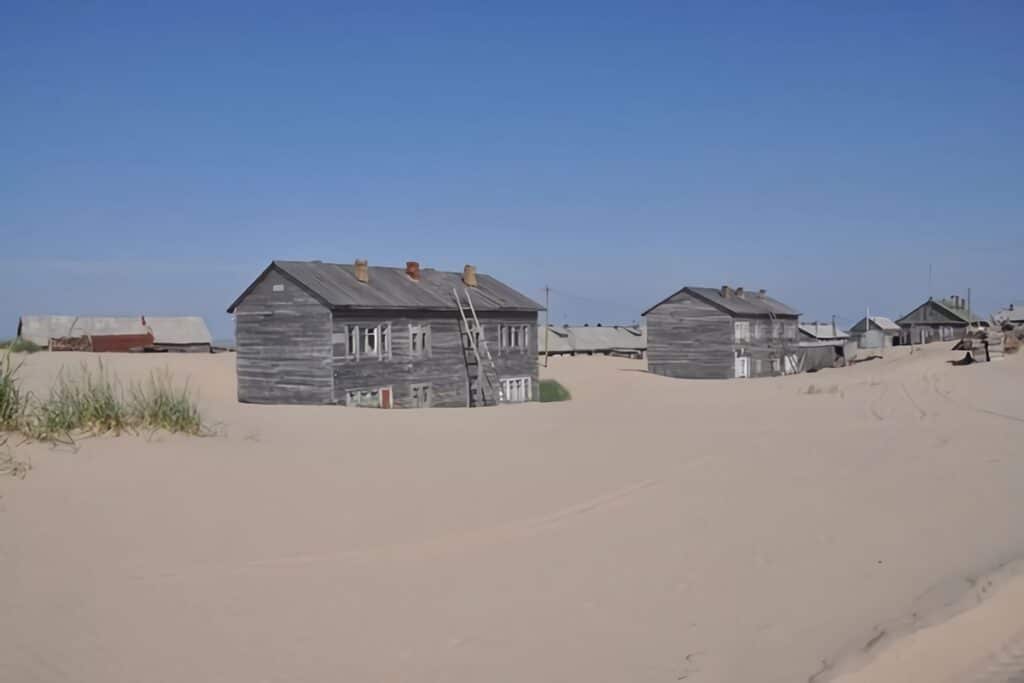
<box><xmin>500</xmin><ymin>324</ymin><xmax>530</xmax><ymax>353</ymax></box>
<box><xmin>784</xmin><ymin>322</ymin><xmax>796</xmax><ymax>340</ymax></box>
<box><xmin>500</xmin><ymin>376</ymin><xmax>532</xmax><ymax>403</ymax></box>
<box><xmin>339</xmin><ymin>323</ymin><xmax>392</xmax><ymax>361</ymax></box>
<box><xmin>771</xmin><ymin>320</ymin><xmax>782</xmax><ymax>339</ymax></box>
<box><xmin>734</xmin><ymin>320</ymin><xmax>751</xmax><ymax>343</ymax></box>
<box><xmin>754</xmin><ymin>322</ymin><xmax>765</xmax><ymax>340</ymax></box>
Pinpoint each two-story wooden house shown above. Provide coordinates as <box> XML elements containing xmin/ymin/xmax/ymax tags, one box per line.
<box><xmin>227</xmin><ymin>260</ymin><xmax>543</xmax><ymax>407</ymax></box>
<box><xmin>643</xmin><ymin>285</ymin><xmax>800</xmax><ymax>379</ymax></box>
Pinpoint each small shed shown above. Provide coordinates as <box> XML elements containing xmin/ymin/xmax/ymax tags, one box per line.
<box><xmin>848</xmin><ymin>316</ymin><xmax>901</xmax><ymax>349</ymax></box>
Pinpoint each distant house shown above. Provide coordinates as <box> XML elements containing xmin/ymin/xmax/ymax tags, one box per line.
<box><xmin>798</xmin><ymin>322</ymin><xmax>849</xmax><ymax>343</ymax></box>
<box><xmin>16</xmin><ymin>315</ymin><xmax>212</xmax><ymax>353</ymax></box>
<box><xmin>642</xmin><ymin>285</ymin><xmax>800</xmax><ymax>379</ymax></box>
<box><xmin>847</xmin><ymin>316</ymin><xmax>901</xmax><ymax>349</ymax></box>
<box><xmin>538</xmin><ymin>324</ymin><xmax>646</xmax><ymax>358</ymax></box>
<box><xmin>993</xmin><ymin>304</ymin><xmax>1024</xmax><ymax>328</ymax></box>
<box><xmin>227</xmin><ymin>260</ymin><xmax>543</xmax><ymax>408</ymax></box>
<box><xmin>895</xmin><ymin>296</ymin><xmax>977</xmax><ymax>345</ymax></box>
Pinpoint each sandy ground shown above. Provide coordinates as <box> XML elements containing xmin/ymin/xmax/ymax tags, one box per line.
<box><xmin>1</xmin><ymin>345</ymin><xmax>1023</xmax><ymax>682</ymax></box>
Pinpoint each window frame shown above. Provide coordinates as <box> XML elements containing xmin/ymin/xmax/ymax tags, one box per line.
<box><xmin>734</xmin><ymin>320</ymin><xmax>751</xmax><ymax>343</ymax></box>
<box><xmin>337</xmin><ymin>323</ymin><xmax>392</xmax><ymax>361</ymax></box>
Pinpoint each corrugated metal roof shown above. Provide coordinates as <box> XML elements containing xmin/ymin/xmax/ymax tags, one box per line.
<box><xmin>17</xmin><ymin>315</ymin><xmax>212</xmax><ymax>347</ymax></box>
<box><xmin>229</xmin><ymin>261</ymin><xmax>543</xmax><ymax>313</ymax></box>
<box><xmin>537</xmin><ymin>325</ymin><xmax>647</xmax><ymax>353</ymax></box>
<box><xmin>146</xmin><ymin>317</ymin><xmax>213</xmax><ymax>345</ymax></box>
<box><xmin>799</xmin><ymin>322</ymin><xmax>849</xmax><ymax>340</ymax></box>
<box><xmin>643</xmin><ymin>287</ymin><xmax>799</xmax><ymax>317</ymax></box>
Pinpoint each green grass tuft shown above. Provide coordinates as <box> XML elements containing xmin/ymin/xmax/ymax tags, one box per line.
<box><xmin>0</xmin><ymin>351</ymin><xmax>28</xmax><ymax>431</ymax></box>
<box><xmin>539</xmin><ymin>379</ymin><xmax>572</xmax><ymax>403</ymax></box>
<box><xmin>129</xmin><ymin>370</ymin><xmax>203</xmax><ymax>435</ymax></box>
<box><xmin>0</xmin><ymin>338</ymin><xmax>44</xmax><ymax>353</ymax></box>
<box><xmin>1</xmin><ymin>356</ymin><xmax>206</xmax><ymax>443</ymax></box>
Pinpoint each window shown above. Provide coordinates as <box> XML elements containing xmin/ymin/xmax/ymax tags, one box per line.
<box><xmin>784</xmin><ymin>322</ymin><xmax>797</xmax><ymax>340</ymax></box>
<box><xmin>410</xmin><ymin>383</ymin><xmax>431</xmax><ymax>408</ymax></box>
<box><xmin>346</xmin><ymin>387</ymin><xmax>392</xmax><ymax>408</ymax></box>
<box><xmin>770</xmin><ymin>357</ymin><xmax>781</xmax><ymax>374</ymax></box>
<box><xmin>500</xmin><ymin>324</ymin><xmax>530</xmax><ymax>352</ymax></box>
<box><xmin>410</xmin><ymin>324</ymin><xmax>431</xmax><ymax>358</ymax></box>
<box><xmin>500</xmin><ymin>377</ymin><xmax>532</xmax><ymax>403</ymax></box>
<box><xmin>771</xmin><ymin>320</ymin><xmax>782</xmax><ymax>339</ymax></box>
<box><xmin>337</xmin><ymin>323</ymin><xmax>392</xmax><ymax>360</ymax></box>
<box><xmin>754</xmin><ymin>322</ymin><xmax>765</xmax><ymax>340</ymax></box>
<box><xmin>734</xmin><ymin>321</ymin><xmax>751</xmax><ymax>343</ymax></box>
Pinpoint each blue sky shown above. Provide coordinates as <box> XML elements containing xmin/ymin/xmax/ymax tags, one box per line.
<box><xmin>3</xmin><ymin>2</ymin><xmax>1022</xmax><ymax>339</ymax></box>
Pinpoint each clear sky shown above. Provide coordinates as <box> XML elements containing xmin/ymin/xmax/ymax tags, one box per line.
<box><xmin>3</xmin><ymin>2</ymin><xmax>1022</xmax><ymax>339</ymax></box>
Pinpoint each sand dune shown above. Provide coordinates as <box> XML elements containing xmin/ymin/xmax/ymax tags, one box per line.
<box><xmin>1</xmin><ymin>346</ymin><xmax>1023</xmax><ymax>682</ymax></box>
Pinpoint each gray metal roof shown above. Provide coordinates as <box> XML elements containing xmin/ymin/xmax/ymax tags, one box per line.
<box><xmin>229</xmin><ymin>261</ymin><xmax>543</xmax><ymax>313</ymax></box>
<box><xmin>17</xmin><ymin>315</ymin><xmax>212</xmax><ymax>347</ymax></box>
<box><xmin>798</xmin><ymin>322</ymin><xmax>850</xmax><ymax>340</ymax></box>
<box><xmin>643</xmin><ymin>287</ymin><xmax>799</xmax><ymax>318</ymax></box>
<box><xmin>849</xmin><ymin>316</ymin><xmax>901</xmax><ymax>333</ymax></box>
<box><xmin>146</xmin><ymin>317</ymin><xmax>213</xmax><ymax>345</ymax></box>
<box><xmin>538</xmin><ymin>324</ymin><xmax>646</xmax><ymax>353</ymax></box>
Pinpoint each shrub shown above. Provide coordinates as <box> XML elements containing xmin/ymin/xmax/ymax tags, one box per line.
<box><xmin>539</xmin><ymin>379</ymin><xmax>572</xmax><ymax>402</ymax></box>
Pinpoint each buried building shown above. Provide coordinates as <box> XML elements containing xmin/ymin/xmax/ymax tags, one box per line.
<box><xmin>227</xmin><ymin>260</ymin><xmax>543</xmax><ymax>407</ymax></box>
<box><xmin>642</xmin><ymin>286</ymin><xmax>801</xmax><ymax>379</ymax></box>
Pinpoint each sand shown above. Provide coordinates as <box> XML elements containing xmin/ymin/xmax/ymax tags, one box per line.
<box><xmin>1</xmin><ymin>345</ymin><xmax>1022</xmax><ymax>682</ymax></box>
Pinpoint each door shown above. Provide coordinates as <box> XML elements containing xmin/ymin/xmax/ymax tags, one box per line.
<box><xmin>379</xmin><ymin>387</ymin><xmax>392</xmax><ymax>409</ymax></box>
<box><xmin>734</xmin><ymin>354</ymin><xmax>750</xmax><ymax>378</ymax></box>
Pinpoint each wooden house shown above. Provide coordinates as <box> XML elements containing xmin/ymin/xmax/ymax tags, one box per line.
<box><xmin>847</xmin><ymin>316</ymin><xmax>900</xmax><ymax>349</ymax></box>
<box><xmin>895</xmin><ymin>296</ymin><xmax>975</xmax><ymax>345</ymax></box>
<box><xmin>227</xmin><ymin>260</ymin><xmax>543</xmax><ymax>408</ymax></box>
<box><xmin>642</xmin><ymin>286</ymin><xmax>800</xmax><ymax>379</ymax></box>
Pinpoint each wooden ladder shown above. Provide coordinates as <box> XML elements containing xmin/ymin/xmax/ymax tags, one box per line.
<box><xmin>453</xmin><ymin>287</ymin><xmax>503</xmax><ymax>406</ymax></box>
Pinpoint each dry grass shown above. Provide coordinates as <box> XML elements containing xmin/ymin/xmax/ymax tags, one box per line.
<box><xmin>0</xmin><ymin>355</ymin><xmax>206</xmax><ymax>443</ymax></box>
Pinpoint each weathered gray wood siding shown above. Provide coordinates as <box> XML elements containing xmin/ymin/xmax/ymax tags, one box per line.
<box><xmin>737</xmin><ymin>317</ymin><xmax>801</xmax><ymax>378</ymax></box>
<box><xmin>332</xmin><ymin>310</ymin><xmax>538</xmax><ymax>407</ymax></box>
<box><xmin>897</xmin><ymin>301</ymin><xmax>968</xmax><ymax>344</ymax></box>
<box><xmin>645</xmin><ymin>292</ymin><xmax>734</xmax><ymax>379</ymax></box>
<box><xmin>234</xmin><ymin>268</ymin><xmax>333</xmax><ymax>404</ymax></box>
<box><xmin>646</xmin><ymin>292</ymin><xmax>801</xmax><ymax>379</ymax></box>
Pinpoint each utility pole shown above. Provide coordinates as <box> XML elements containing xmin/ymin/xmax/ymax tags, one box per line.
<box><xmin>544</xmin><ymin>285</ymin><xmax>550</xmax><ymax>368</ymax></box>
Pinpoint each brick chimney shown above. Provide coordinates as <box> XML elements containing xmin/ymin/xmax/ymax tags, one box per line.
<box><xmin>463</xmin><ymin>264</ymin><xmax>478</xmax><ymax>288</ymax></box>
<box><xmin>405</xmin><ymin>261</ymin><xmax>421</xmax><ymax>281</ymax></box>
<box><xmin>735</xmin><ymin>287</ymin><xmax>745</xmax><ymax>298</ymax></box>
<box><xmin>758</xmin><ymin>289</ymin><xmax>766</xmax><ymax>299</ymax></box>
<box><xmin>354</xmin><ymin>259</ymin><xmax>369</xmax><ymax>283</ymax></box>
<box><xmin>720</xmin><ymin>285</ymin><xmax>731</xmax><ymax>298</ymax></box>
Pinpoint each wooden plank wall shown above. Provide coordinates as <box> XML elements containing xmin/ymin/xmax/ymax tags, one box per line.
<box><xmin>332</xmin><ymin>309</ymin><xmax>539</xmax><ymax>408</ymax></box>
<box><xmin>646</xmin><ymin>291</ymin><xmax>801</xmax><ymax>379</ymax></box>
<box><xmin>234</xmin><ymin>268</ymin><xmax>333</xmax><ymax>404</ymax></box>
<box><xmin>646</xmin><ymin>292</ymin><xmax>734</xmax><ymax>378</ymax></box>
